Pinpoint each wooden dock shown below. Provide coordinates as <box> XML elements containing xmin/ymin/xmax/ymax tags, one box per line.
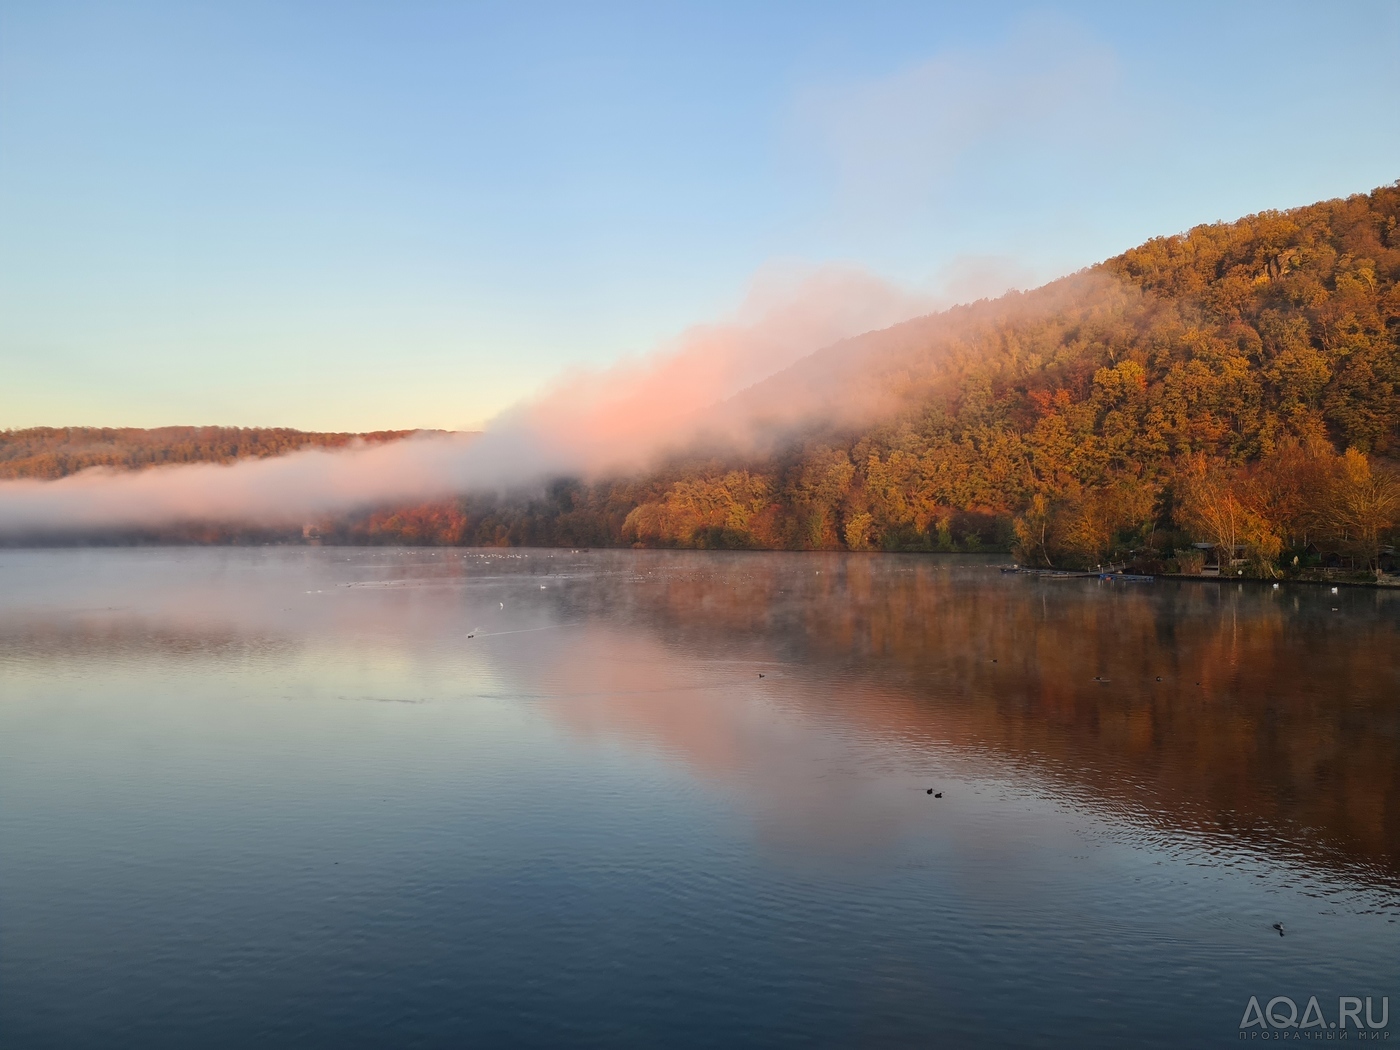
<box><xmin>1000</xmin><ymin>567</ymin><xmax>1155</xmax><ymax>582</ymax></box>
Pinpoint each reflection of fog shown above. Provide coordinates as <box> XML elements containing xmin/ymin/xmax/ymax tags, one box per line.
<box><xmin>4</xmin><ymin>548</ymin><xmax>1398</xmax><ymax>880</ymax></box>
<box><xmin>525</xmin><ymin>626</ymin><xmax>922</xmax><ymax>858</ymax></box>
<box><xmin>578</xmin><ymin>553</ymin><xmax>1400</xmax><ymax>878</ymax></box>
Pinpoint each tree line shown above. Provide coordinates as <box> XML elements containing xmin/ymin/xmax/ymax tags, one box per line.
<box><xmin>8</xmin><ymin>184</ymin><xmax>1400</xmax><ymax>577</ymax></box>
<box><xmin>331</xmin><ymin>183</ymin><xmax>1400</xmax><ymax>578</ymax></box>
<box><xmin>0</xmin><ymin>426</ymin><xmax>424</xmax><ymax>479</ymax></box>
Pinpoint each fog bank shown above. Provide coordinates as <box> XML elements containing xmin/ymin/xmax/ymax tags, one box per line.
<box><xmin>0</xmin><ymin>266</ymin><xmax>964</xmax><ymax>534</ymax></box>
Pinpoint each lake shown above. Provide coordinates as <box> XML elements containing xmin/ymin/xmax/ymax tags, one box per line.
<box><xmin>1</xmin><ymin>547</ymin><xmax>1397</xmax><ymax>1047</ymax></box>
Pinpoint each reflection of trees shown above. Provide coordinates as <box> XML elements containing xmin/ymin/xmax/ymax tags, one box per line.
<box><xmin>7</xmin><ymin>550</ymin><xmax>1396</xmax><ymax>880</ymax></box>
<box><xmin>591</xmin><ymin>555</ymin><xmax>1400</xmax><ymax>877</ymax></box>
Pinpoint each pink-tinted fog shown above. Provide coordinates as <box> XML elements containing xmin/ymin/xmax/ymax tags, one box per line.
<box><xmin>0</xmin><ymin>262</ymin><xmax>1037</xmax><ymax>534</ymax></box>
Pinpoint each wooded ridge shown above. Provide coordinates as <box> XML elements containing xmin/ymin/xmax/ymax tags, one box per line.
<box><xmin>7</xmin><ymin>183</ymin><xmax>1399</xmax><ymax>578</ymax></box>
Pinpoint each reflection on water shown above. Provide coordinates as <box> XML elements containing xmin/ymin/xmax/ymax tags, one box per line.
<box><xmin>1</xmin><ymin>548</ymin><xmax>1397</xmax><ymax>1048</ymax></box>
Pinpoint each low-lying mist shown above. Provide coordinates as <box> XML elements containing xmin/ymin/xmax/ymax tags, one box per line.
<box><xmin>0</xmin><ymin>263</ymin><xmax>1048</xmax><ymax>537</ymax></box>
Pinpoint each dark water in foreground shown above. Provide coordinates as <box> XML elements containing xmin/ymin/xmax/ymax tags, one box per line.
<box><xmin>1</xmin><ymin>548</ymin><xmax>1397</xmax><ymax>1048</ymax></box>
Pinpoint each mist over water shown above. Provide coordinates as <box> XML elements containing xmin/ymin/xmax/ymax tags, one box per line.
<box><xmin>0</xmin><ymin>266</ymin><xmax>959</xmax><ymax>536</ymax></box>
<box><xmin>2</xmin><ymin>548</ymin><xmax>1397</xmax><ymax>1047</ymax></box>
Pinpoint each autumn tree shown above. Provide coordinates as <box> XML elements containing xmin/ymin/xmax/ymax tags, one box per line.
<box><xmin>1325</xmin><ymin>449</ymin><xmax>1400</xmax><ymax>576</ymax></box>
<box><xmin>1174</xmin><ymin>457</ymin><xmax>1282</xmax><ymax>576</ymax></box>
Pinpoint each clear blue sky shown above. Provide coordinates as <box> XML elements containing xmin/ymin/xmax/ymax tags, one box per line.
<box><xmin>2</xmin><ymin>1</ymin><xmax>1397</xmax><ymax>431</ymax></box>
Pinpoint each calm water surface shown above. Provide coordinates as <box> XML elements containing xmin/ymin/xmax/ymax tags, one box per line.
<box><xmin>1</xmin><ymin>548</ymin><xmax>1397</xmax><ymax>1048</ymax></box>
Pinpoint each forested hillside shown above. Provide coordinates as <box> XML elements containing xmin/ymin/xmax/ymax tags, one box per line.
<box><xmin>9</xmin><ymin>185</ymin><xmax>1400</xmax><ymax>577</ymax></box>
<box><xmin>329</xmin><ymin>183</ymin><xmax>1400</xmax><ymax>577</ymax></box>
<box><xmin>0</xmin><ymin>426</ymin><xmax>422</xmax><ymax>480</ymax></box>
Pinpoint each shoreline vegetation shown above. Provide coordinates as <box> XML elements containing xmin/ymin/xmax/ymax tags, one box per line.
<box><xmin>3</xmin><ymin>183</ymin><xmax>1398</xmax><ymax>584</ymax></box>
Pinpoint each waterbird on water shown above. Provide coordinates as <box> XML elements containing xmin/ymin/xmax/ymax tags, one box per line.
<box><xmin>1273</xmin><ymin>923</ymin><xmax>1285</xmax><ymax>936</ymax></box>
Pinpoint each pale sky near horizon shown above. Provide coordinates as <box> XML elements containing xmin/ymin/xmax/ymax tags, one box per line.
<box><xmin>2</xmin><ymin>1</ymin><xmax>1398</xmax><ymax>432</ymax></box>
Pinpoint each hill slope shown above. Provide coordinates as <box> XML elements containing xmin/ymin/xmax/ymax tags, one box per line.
<box><xmin>0</xmin><ymin>427</ymin><xmax>425</xmax><ymax>480</ymax></box>
<box><xmin>339</xmin><ymin>182</ymin><xmax>1399</xmax><ymax>575</ymax></box>
<box><xmin>8</xmin><ymin>184</ymin><xmax>1399</xmax><ymax>575</ymax></box>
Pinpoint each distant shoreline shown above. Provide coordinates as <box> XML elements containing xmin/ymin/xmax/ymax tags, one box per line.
<box><xmin>3</xmin><ymin>542</ymin><xmax>1398</xmax><ymax>590</ymax></box>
